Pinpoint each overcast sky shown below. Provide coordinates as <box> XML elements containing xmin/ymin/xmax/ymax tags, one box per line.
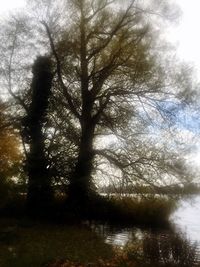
<box><xmin>0</xmin><ymin>0</ymin><xmax>24</xmax><ymax>13</ymax></box>
<box><xmin>170</xmin><ymin>0</ymin><xmax>200</xmax><ymax>74</ymax></box>
<box><xmin>0</xmin><ymin>0</ymin><xmax>199</xmax><ymax>71</ymax></box>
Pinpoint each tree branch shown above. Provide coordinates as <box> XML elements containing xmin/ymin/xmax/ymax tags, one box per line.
<box><xmin>86</xmin><ymin>0</ymin><xmax>115</xmax><ymax>22</ymax></box>
<box><xmin>42</xmin><ymin>21</ymin><xmax>81</xmax><ymax>120</ymax></box>
<box><xmin>7</xmin><ymin>23</ymin><xmax>29</xmax><ymax>113</ymax></box>
<box><xmin>87</xmin><ymin>1</ymin><xmax>135</xmax><ymax>60</ymax></box>
<box><xmin>92</xmin><ymin>93</ymin><xmax>111</xmax><ymax>124</ymax></box>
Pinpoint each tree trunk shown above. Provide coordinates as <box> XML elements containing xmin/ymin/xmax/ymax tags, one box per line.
<box><xmin>67</xmin><ymin>6</ymin><xmax>96</xmax><ymax>209</ymax></box>
<box><xmin>68</xmin><ymin>121</ymin><xmax>95</xmax><ymax>207</ymax></box>
<box><xmin>26</xmin><ymin>125</ymin><xmax>53</xmax><ymax>211</ymax></box>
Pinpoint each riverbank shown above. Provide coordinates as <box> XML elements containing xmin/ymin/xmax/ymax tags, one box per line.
<box><xmin>0</xmin><ymin>217</ymin><xmax>150</xmax><ymax>267</ymax></box>
<box><xmin>0</xmin><ymin>196</ymin><xmax>187</xmax><ymax>267</ymax></box>
<box><xmin>1</xmin><ymin>214</ymin><xmax>199</xmax><ymax>267</ymax></box>
<box><xmin>0</xmin><ymin>218</ymin><xmax>113</xmax><ymax>267</ymax></box>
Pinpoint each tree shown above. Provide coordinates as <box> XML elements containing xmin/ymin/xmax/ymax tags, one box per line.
<box><xmin>0</xmin><ymin>14</ymin><xmax>56</xmax><ymax>211</ymax></box>
<box><xmin>22</xmin><ymin>56</ymin><xmax>54</xmax><ymax>210</ymax></box>
<box><xmin>0</xmin><ymin>0</ymin><xmax>196</xmax><ymax>212</ymax></box>
<box><xmin>42</xmin><ymin>0</ymin><xmax>193</xmax><ymax>206</ymax></box>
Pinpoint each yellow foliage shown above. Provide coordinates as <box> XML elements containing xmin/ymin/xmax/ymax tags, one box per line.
<box><xmin>0</xmin><ymin>103</ymin><xmax>22</xmax><ymax>179</ymax></box>
<box><xmin>0</xmin><ymin>129</ymin><xmax>21</xmax><ymax>170</ymax></box>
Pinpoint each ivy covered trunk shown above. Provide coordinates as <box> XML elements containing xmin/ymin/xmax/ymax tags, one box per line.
<box><xmin>22</xmin><ymin>56</ymin><xmax>53</xmax><ymax>211</ymax></box>
<box><xmin>26</xmin><ymin>124</ymin><xmax>52</xmax><ymax>210</ymax></box>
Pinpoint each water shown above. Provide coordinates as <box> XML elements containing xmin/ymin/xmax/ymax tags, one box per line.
<box><xmin>172</xmin><ymin>196</ymin><xmax>200</xmax><ymax>243</ymax></box>
<box><xmin>90</xmin><ymin>195</ymin><xmax>200</xmax><ymax>266</ymax></box>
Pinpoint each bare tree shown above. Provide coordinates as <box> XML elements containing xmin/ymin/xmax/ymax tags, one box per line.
<box><xmin>41</xmin><ymin>0</ymin><xmax>194</xmax><ymax>206</ymax></box>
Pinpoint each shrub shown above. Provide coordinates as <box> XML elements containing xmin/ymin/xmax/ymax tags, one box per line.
<box><xmin>74</xmin><ymin>194</ymin><xmax>176</xmax><ymax>225</ymax></box>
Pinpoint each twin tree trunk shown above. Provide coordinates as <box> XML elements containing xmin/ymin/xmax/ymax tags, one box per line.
<box><xmin>23</xmin><ymin>55</ymin><xmax>95</xmax><ymax>211</ymax></box>
<box><xmin>23</xmin><ymin>56</ymin><xmax>53</xmax><ymax>211</ymax></box>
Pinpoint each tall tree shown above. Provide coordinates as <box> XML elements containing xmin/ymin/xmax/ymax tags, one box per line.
<box><xmin>42</xmin><ymin>0</ymin><xmax>193</xmax><ymax>206</ymax></box>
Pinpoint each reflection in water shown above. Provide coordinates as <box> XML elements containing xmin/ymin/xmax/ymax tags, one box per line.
<box><xmin>141</xmin><ymin>232</ymin><xmax>198</xmax><ymax>266</ymax></box>
<box><xmin>87</xmin><ymin>197</ymin><xmax>200</xmax><ymax>266</ymax></box>
<box><xmin>89</xmin><ymin>222</ymin><xmax>199</xmax><ymax>266</ymax></box>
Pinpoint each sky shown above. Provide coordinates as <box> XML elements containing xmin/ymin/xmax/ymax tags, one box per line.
<box><xmin>170</xmin><ymin>0</ymin><xmax>200</xmax><ymax>74</ymax></box>
<box><xmin>0</xmin><ymin>0</ymin><xmax>199</xmax><ymax>68</ymax></box>
<box><xmin>0</xmin><ymin>0</ymin><xmax>24</xmax><ymax>13</ymax></box>
<box><xmin>170</xmin><ymin>0</ymin><xmax>200</xmax><ymax>167</ymax></box>
<box><xmin>0</xmin><ymin>0</ymin><xmax>199</xmax><ymax>73</ymax></box>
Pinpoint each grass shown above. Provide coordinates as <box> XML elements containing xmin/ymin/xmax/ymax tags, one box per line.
<box><xmin>0</xmin><ymin>217</ymin><xmax>146</xmax><ymax>267</ymax></box>
<box><xmin>0</xmin><ymin>218</ymin><xmax>113</xmax><ymax>267</ymax></box>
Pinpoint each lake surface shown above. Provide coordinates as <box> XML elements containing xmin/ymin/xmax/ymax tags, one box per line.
<box><xmin>172</xmin><ymin>196</ymin><xmax>200</xmax><ymax>244</ymax></box>
<box><xmin>90</xmin><ymin>195</ymin><xmax>200</xmax><ymax>266</ymax></box>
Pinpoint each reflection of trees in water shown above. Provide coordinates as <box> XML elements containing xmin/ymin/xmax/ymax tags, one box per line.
<box><xmin>141</xmin><ymin>232</ymin><xmax>198</xmax><ymax>267</ymax></box>
<box><xmin>90</xmin><ymin>223</ymin><xmax>199</xmax><ymax>266</ymax></box>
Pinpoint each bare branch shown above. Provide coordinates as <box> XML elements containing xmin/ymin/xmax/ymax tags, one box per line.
<box><xmin>7</xmin><ymin>23</ymin><xmax>29</xmax><ymax>113</ymax></box>
<box><xmin>92</xmin><ymin>93</ymin><xmax>111</xmax><ymax>124</ymax></box>
<box><xmin>87</xmin><ymin>1</ymin><xmax>136</xmax><ymax>60</ymax></box>
<box><xmin>86</xmin><ymin>0</ymin><xmax>115</xmax><ymax>22</ymax></box>
<box><xmin>42</xmin><ymin>21</ymin><xmax>81</xmax><ymax>120</ymax></box>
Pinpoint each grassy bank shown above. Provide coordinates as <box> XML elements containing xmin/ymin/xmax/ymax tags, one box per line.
<box><xmin>0</xmin><ymin>218</ymin><xmax>113</xmax><ymax>267</ymax></box>
<box><xmin>0</xmin><ymin>217</ymin><xmax>142</xmax><ymax>267</ymax></box>
<box><xmin>0</xmin><ymin>196</ymin><xmax>178</xmax><ymax>267</ymax></box>
<box><xmin>0</xmin><ymin>214</ymin><xmax>197</xmax><ymax>267</ymax></box>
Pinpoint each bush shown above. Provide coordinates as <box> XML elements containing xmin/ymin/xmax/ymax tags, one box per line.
<box><xmin>0</xmin><ymin>179</ymin><xmax>14</xmax><ymax>210</ymax></box>
<box><xmin>0</xmin><ymin>178</ymin><xmax>26</xmax><ymax>216</ymax></box>
<box><xmin>74</xmin><ymin>194</ymin><xmax>177</xmax><ymax>225</ymax></box>
<box><xmin>111</xmin><ymin>196</ymin><xmax>176</xmax><ymax>224</ymax></box>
